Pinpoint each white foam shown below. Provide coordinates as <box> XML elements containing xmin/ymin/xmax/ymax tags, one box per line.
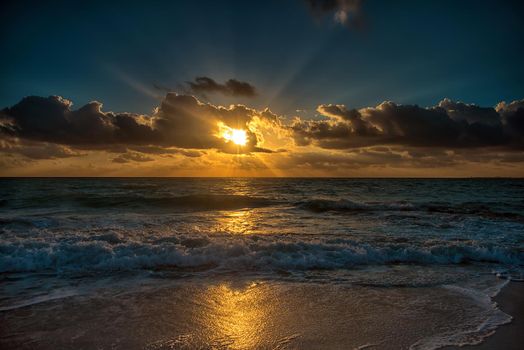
<box><xmin>409</xmin><ymin>283</ymin><xmax>512</xmax><ymax>350</ymax></box>
<box><xmin>0</xmin><ymin>234</ymin><xmax>521</xmax><ymax>273</ymax></box>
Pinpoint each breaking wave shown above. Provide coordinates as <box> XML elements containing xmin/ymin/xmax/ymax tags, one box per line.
<box><xmin>1</xmin><ymin>235</ymin><xmax>522</xmax><ymax>274</ymax></box>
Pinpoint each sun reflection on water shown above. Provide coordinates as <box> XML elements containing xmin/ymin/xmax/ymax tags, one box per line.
<box><xmin>216</xmin><ymin>210</ymin><xmax>255</xmax><ymax>235</ymax></box>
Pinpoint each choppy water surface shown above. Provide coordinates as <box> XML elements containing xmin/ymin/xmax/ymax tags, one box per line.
<box><xmin>1</xmin><ymin>178</ymin><xmax>523</xmax><ymax>349</ymax></box>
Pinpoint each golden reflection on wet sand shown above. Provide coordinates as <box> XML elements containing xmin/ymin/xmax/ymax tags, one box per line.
<box><xmin>0</xmin><ymin>279</ymin><xmax>489</xmax><ymax>349</ymax></box>
<box><xmin>202</xmin><ymin>282</ymin><xmax>272</xmax><ymax>349</ymax></box>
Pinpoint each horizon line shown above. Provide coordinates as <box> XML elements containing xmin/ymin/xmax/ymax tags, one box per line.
<box><xmin>1</xmin><ymin>176</ymin><xmax>523</xmax><ymax>180</ymax></box>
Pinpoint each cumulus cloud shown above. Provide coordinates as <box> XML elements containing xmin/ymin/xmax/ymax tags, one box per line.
<box><xmin>291</xmin><ymin>99</ymin><xmax>524</xmax><ymax>150</ymax></box>
<box><xmin>0</xmin><ymin>93</ymin><xmax>275</xmax><ymax>158</ymax></box>
<box><xmin>185</xmin><ymin>77</ymin><xmax>256</xmax><ymax>97</ymax></box>
<box><xmin>0</xmin><ymin>96</ymin><xmax>155</xmax><ymax>146</ymax></box>
<box><xmin>497</xmin><ymin>99</ymin><xmax>524</xmax><ymax>142</ymax></box>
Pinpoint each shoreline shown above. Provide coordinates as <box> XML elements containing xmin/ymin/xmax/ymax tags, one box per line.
<box><xmin>447</xmin><ymin>281</ymin><xmax>524</xmax><ymax>350</ymax></box>
<box><xmin>4</xmin><ymin>278</ymin><xmax>511</xmax><ymax>350</ymax></box>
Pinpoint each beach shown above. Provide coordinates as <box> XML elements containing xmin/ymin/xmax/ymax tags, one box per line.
<box><xmin>1</xmin><ymin>178</ymin><xmax>522</xmax><ymax>349</ymax></box>
<box><xmin>1</xmin><ymin>277</ymin><xmax>518</xmax><ymax>349</ymax></box>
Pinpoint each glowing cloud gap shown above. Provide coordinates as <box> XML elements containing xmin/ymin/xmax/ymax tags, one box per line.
<box><xmin>218</xmin><ymin>122</ymin><xmax>248</xmax><ymax>146</ymax></box>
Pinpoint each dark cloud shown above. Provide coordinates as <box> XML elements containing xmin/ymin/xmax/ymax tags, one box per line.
<box><xmin>438</xmin><ymin>98</ymin><xmax>501</xmax><ymax>126</ymax></box>
<box><xmin>291</xmin><ymin>99</ymin><xmax>524</xmax><ymax>150</ymax></box>
<box><xmin>186</xmin><ymin>77</ymin><xmax>256</xmax><ymax>97</ymax></box>
<box><xmin>0</xmin><ymin>94</ymin><xmax>274</xmax><ymax>157</ymax></box>
<box><xmin>497</xmin><ymin>100</ymin><xmax>524</xmax><ymax>143</ymax></box>
<box><xmin>0</xmin><ymin>96</ymin><xmax>155</xmax><ymax>146</ymax></box>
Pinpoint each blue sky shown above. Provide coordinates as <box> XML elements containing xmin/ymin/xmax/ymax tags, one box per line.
<box><xmin>1</xmin><ymin>0</ymin><xmax>523</xmax><ymax>116</ymax></box>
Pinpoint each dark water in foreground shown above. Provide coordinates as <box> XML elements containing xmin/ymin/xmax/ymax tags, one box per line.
<box><xmin>1</xmin><ymin>178</ymin><xmax>523</xmax><ymax>349</ymax></box>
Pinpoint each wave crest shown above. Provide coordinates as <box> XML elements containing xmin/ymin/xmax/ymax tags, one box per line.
<box><xmin>1</xmin><ymin>235</ymin><xmax>521</xmax><ymax>274</ymax></box>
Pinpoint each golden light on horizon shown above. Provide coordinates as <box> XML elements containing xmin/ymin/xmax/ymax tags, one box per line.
<box><xmin>218</xmin><ymin>122</ymin><xmax>248</xmax><ymax>146</ymax></box>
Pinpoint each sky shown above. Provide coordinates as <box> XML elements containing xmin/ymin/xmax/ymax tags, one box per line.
<box><xmin>1</xmin><ymin>0</ymin><xmax>523</xmax><ymax>177</ymax></box>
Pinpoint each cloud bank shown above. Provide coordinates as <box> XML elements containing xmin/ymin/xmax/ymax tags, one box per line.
<box><xmin>1</xmin><ymin>93</ymin><xmax>523</xmax><ymax>176</ymax></box>
<box><xmin>291</xmin><ymin>99</ymin><xmax>524</xmax><ymax>150</ymax></box>
<box><xmin>0</xmin><ymin>93</ymin><xmax>274</xmax><ymax>157</ymax></box>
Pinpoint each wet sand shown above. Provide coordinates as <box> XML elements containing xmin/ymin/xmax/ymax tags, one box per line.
<box><xmin>0</xmin><ymin>279</ymin><xmax>511</xmax><ymax>349</ymax></box>
<box><xmin>448</xmin><ymin>281</ymin><xmax>524</xmax><ymax>350</ymax></box>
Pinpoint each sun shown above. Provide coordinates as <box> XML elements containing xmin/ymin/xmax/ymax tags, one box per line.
<box><xmin>227</xmin><ymin>129</ymin><xmax>248</xmax><ymax>146</ymax></box>
<box><xmin>219</xmin><ymin>123</ymin><xmax>248</xmax><ymax>146</ymax></box>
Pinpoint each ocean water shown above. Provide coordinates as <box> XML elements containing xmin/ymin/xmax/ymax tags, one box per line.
<box><xmin>1</xmin><ymin>178</ymin><xmax>523</xmax><ymax>349</ymax></box>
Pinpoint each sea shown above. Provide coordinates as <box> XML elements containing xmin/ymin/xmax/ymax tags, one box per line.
<box><xmin>1</xmin><ymin>178</ymin><xmax>523</xmax><ymax>349</ymax></box>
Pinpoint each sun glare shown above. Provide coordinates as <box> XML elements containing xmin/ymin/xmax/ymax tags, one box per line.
<box><xmin>219</xmin><ymin>123</ymin><xmax>248</xmax><ymax>146</ymax></box>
